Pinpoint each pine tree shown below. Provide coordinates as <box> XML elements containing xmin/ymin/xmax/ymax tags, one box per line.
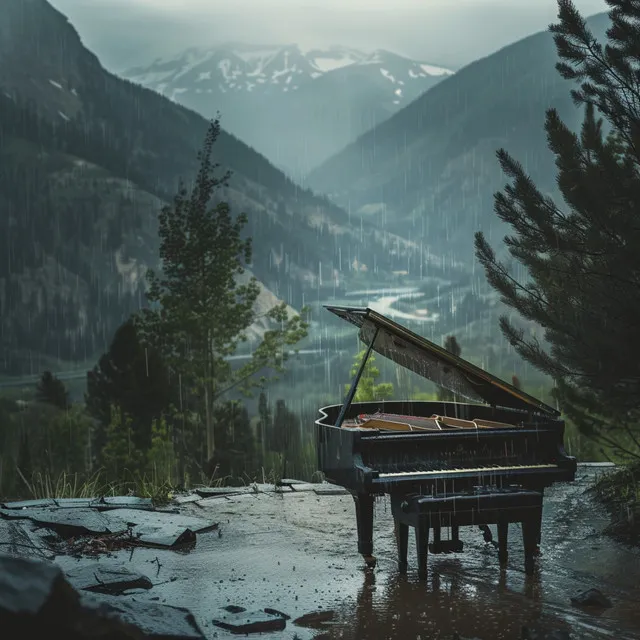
<box><xmin>147</xmin><ymin>415</ymin><xmax>177</xmax><ymax>486</ymax></box>
<box><xmin>36</xmin><ymin>370</ymin><xmax>69</xmax><ymax>410</ymax></box>
<box><xmin>437</xmin><ymin>336</ymin><xmax>462</xmax><ymax>402</ymax></box>
<box><xmin>474</xmin><ymin>0</ymin><xmax>640</xmax><ymax>459</ymax></box>
<box><xmin>272</xmin><ymin>399</ymin><xmax>301</xmax><ymax>481</ymax></box>
<box><xmin>211</xmin><ymin>401</ymin><xmax>255</xmax><ymax>478</ymax></box>
<box><xmin>344</xmin><ymin>350</ymin><xmax>394</xmax><ymax>402</ymax></box>
<box><xmin>138</xmin><ymin>118</ymin><xmax>309</xmax><ymax>465</ymax></box>
<box><xmin>86</xmin><ymin>317</ymin><xmax>172</xmax><ymax>454</ymax></box>
<box><xmin>101</xmin><ymin>405</ymin><xmax>144</xmax><ymax>482</ymax></box>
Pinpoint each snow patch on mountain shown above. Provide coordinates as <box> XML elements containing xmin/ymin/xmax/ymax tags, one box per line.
<box><xmin>124</xmin><ymin>43</ymin><xmax>454</xmax><ymax>101</ymax></box>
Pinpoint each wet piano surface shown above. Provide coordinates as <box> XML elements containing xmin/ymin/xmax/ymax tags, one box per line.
<box><xmin>316</xmin><ymin>306</ymin><xmax>577</xmax><ymax>577</ymax></box>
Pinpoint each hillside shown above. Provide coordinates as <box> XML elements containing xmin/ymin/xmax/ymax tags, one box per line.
<box><xmin>0</xmin><ymin>0</ymin><xmax>421</xmax><ymax>374</ymax></box>
<box><xmin>307</xmin><ymin>13</ymin><xmax>611</xmax><ymax>266</ymax></box>
<box><xmin>124</xmin><ymin>44</ymin><xmax>453</xmax><ymax>177</ymax></box>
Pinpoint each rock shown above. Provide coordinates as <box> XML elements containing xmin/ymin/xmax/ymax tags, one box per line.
<box><xmin>64</xmin><ymin>563</ymin><xmax>153</xmax><ymax>595</ymax></box>
<box><xmin>90</xmin><ymin>496</ymin><xmax>154</xmax><ymax>511</ymax></box>
<box><xmin>0</xmin><ymin>506</ymin><xmax>217</xmax><ymax>549</ymax></box>
<box><xmin>1</xmin><ymin>498</ymin><xmax>57</xmax><ymax>509</ymax></box>
<box><xmin>313</xmin><ymin>485</ymin><xmax>349</xmax><ymax>496</ymax></box>
<box><xmin>81</xmin><ymin>594</ymin><xmax>205</xmax><ymax>638</ymax></box>
<box><xmin>293</xmin><ymin>610</ymin><xmax>336</xmax><ymax>629</ymax></box>
<box><xmin>0</xmin><ymin>553</ymin><xmax>79</xmax><ymax>617</ymax></box>
<box><xmin>522</xmin><ymin>625</ymin><xmax>572</xmax><ymax>640</ymax></box>
<box><xmin>212</xmin><ymin>607</ymin><xmax>288</xmax><ymax>634</ymax></box>
<box><xmin>0</xmin><ymin>553</ymin><xmax>205</xmax><ymax>639</ymax></box>
<box><xmin>570</xmin><ymin>588</ymin><xmax>612</xmax><ymax>608</ymax></box>
<box><xmin>0</xmin><ymin>507</ymin><xmax>122</xmax><ymax>537</ymax></box>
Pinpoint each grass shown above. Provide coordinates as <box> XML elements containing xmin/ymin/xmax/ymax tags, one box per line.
<box><xmin>11</xmin><ymin>467</ymin><xmax>177</xmax><ymax>505</ymax></box>
<box><xmin>591</xmin><ymin>461</ymin><xmax>640</xmax><ymax>546</ymax></box>
<box><xmin>3</xmin><ymin>458</ymin><xmax>323</xmax><ymax>506</ymax></box>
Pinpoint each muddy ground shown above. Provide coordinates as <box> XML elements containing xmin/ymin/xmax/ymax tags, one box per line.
<box><xmin>2</xmin><ymin>463</ymin><xmax>639</xmax><ymax>640</ymax></box>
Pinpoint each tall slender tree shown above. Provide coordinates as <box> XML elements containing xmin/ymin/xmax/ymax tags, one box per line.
<box><xmin>138</xmin><ymin>118</ymin><xmax>309</xmax><ymax>465</ymax></box>
<box><xmin>475</xmin><ymin>0</ymin><xmax>640</xmax><ymax>459</ymax></box>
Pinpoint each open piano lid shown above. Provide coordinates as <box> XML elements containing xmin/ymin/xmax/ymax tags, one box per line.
<box><xmin>326</xmin><ymin>305</ymin><xmax>560</xmax><ymax>417</ymax></box>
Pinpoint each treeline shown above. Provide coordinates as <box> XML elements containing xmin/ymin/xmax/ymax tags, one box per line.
<box><xmin>0</xmin><ymin>366</ymin><xmax>312</xmax><ymax>498</ymax></box>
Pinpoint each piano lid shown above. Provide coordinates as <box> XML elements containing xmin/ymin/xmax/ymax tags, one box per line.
<box><xmin>326</xmin><ymin>305</ymin><xmax>559</xmax><ymax>417</ymax></box>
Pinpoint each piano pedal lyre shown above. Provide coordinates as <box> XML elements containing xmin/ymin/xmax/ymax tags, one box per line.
<box><xmin>429</xmin><ymin>524</ymin><xmax>464</xmax><ymax>554</ymax></box>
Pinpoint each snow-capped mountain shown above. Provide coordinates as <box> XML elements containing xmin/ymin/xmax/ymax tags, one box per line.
<box><xmin>126</xmin><ymin>43</ymin><xmax>452</xmax><ymax>101</ymax></box>
<box><xmin>124</xmin><ymin>44</ymin><xmax>454</xmax><ymax>176</ymax></box>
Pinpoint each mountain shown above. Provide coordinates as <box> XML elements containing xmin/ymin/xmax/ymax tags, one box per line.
<box><xmin>307</xmin><ymin>13</ymin><xmax>611</xmax><ymax>266</ymax></box>
<box><xmin>0</xmin><ymin>0</ymin><xmax>426</xmax><ymax>375</ymax></box>
<box><xmin>124</xmin><ymin>44</ymin><xmax>454</xmax><ymax>177</ymax></box>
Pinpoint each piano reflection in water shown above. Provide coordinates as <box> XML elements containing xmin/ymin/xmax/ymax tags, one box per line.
<box><xmin>316</xmin><ymin>306</ymin><xmax>577</xmax><ymax>577</ymax></box>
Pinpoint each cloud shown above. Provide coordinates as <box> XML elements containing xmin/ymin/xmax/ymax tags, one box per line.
<box><xmin>50</xmin><ymin>0</ymin><xmax>609</xmax><ymax>72</ymax></box>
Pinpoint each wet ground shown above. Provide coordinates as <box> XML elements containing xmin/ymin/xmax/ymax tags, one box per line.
<box><xmin>2</xmin><ymin>464</ymin><xmax>640</xmax><ymax>640</ymax></box>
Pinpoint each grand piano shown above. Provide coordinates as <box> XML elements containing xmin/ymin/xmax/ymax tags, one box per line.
<box><xmin>316</xmin><ymin>306</ymin><xmax>577</xmax><ymax>577</ymax></box>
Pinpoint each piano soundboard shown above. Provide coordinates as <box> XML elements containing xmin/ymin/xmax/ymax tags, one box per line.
<box><xmin>343</xmin><ymin>412</ymin><xmax>522</xmax><ymax>432</ymax></box>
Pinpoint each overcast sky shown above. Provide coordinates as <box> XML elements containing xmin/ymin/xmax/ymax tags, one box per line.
<box><xmin>50</xmin><ymin>0</ymin><xmax>609</xmax><ymax>72</ymax></box>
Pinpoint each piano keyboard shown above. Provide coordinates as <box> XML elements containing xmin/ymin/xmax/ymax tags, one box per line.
<box><xmin>378</xmin><ymin>463</ymin><xmax>558</xmax><ymax>478</ymax></box>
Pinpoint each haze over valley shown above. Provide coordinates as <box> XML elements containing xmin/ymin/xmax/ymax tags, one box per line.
<box><xmin>0</xmin><ymin>0</ymin><xmax>609</xmax><ymax>396</ymax></box>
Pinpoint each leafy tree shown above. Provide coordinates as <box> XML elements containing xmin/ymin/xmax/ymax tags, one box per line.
<box><xmin>345</xmin><ymin>350</ymin><xmax>394</xmax><ymax>403</ymax></box>
<box><xmin>474</xmin><ymin>0</ymin><xmax>640</xmax><ymax>459</ymax></box>
<box><xmin>437</xmin><ymin>336</ymin><xmax>461</xmax><ymax>402</ymax></box>
<box><xmin>138</xmin><ymin>118</ymin><xmax>309</xmax><ymax>464</ymax></box>
<box><xmin>86</xmin><ymin>317</ymin><xmax>173</xmax><ymax>454</ymax></box>
<box><xmin>36</xmin><ymin>371</ymin><xmax>69</xmax><ymax>410</ymax></box>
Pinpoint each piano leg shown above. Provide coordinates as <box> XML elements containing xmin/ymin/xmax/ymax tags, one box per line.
<box><xmin>522</xmin><ymin>506</ymin><xmax>542</xmax><ymax>575</ymax></box>
<box><xmin>415</xmin><ymin>520</ymin><xmax>429</xmax><ymax>580</ymax></box>
<box><xmin>353</xmin><ymin>493</ymin><xmax>376</xmax><ymax>568</ymax></box>
<box><xmin>497</xmin><ymin>520</ymin><xmax>508</xmax><ymax>566</ymax></box>
<box><xmin>396</xmin><ymin>520</ymin><xmax>409</xmax><ymax>573</ymax></box>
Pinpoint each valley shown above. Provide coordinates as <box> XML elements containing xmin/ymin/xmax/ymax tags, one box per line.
<box><xmin>0</xmin><ymin>0</ymin><xmax>566</xmax><ymax>397</ymax></box>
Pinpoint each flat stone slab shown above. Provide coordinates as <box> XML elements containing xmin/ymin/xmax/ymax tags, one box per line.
<box><xmin>64</xmin><ymin>563</ymin><xmax>153</xmax><ymax>595</ymax></box>
<box><xmin>212</xmin><ymin>606</ymin><xmax>287</xmax><ymax>634</ymax></box>
<box><xmin>2</xmin><ymin>498</ymin><xmax>57</xmax><ymax>510</ymax></box>
<box><xmin>288</xmin><ymin>483</ymin><xmax>318</xmax><ymax>492</ymax></box>
<box><xmin>194</xmin><ymin>487</ymin><xmax>253</xmax><ymax>498</ymax></box>
<box><xmin>173</xmin><ymin>494</ymin><xmax>201</xmax><ymax>505</ymax></box>
<box><xmin>313</xmin><ymin>485</ymin><xmax>349</xmax><ymax>496</ymax></box>
<box><xmin>0</xmin><ymin>508</ymin><xmax>121</xmax><ymax>536</ymax></box>
<box><xmin>91</xmin><ymin>496</ymin><xmax>154</xmax><ymax>510</ymax></box>
<box><xmin>54</xmin><ymin>498</ymin><xmax>96</xmax><ymax>509</ymax></box>
<box><xmin>101</xmin><ymin>509</ymin><xmax>217</xmax><ymax>547</ymax></box>
<box><xmin>0</xmin><ymin>507</ymin><xmax>218</xmax><ymax>549</ymax></box>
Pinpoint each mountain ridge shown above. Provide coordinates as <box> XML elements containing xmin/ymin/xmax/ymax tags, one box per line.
<box><xmin>124</xmin><ymin>42</ymin><xmax>454</xmax><ymax>176</ymax></box>
<box><xmin>0</xmin><ymin>0</ymin><xmax>426</xmax><ymax>374</ymax></box>
<box><xmin>306</xmin><ymin>12</ymin><xmax>612</xmax><ymax>263</ymax></box>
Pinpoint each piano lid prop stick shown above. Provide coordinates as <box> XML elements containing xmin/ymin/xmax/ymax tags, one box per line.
<box><xmin>335</xmin><ymin>327</ymin><xmax>380</xmax><ymax>429</ymax></box>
